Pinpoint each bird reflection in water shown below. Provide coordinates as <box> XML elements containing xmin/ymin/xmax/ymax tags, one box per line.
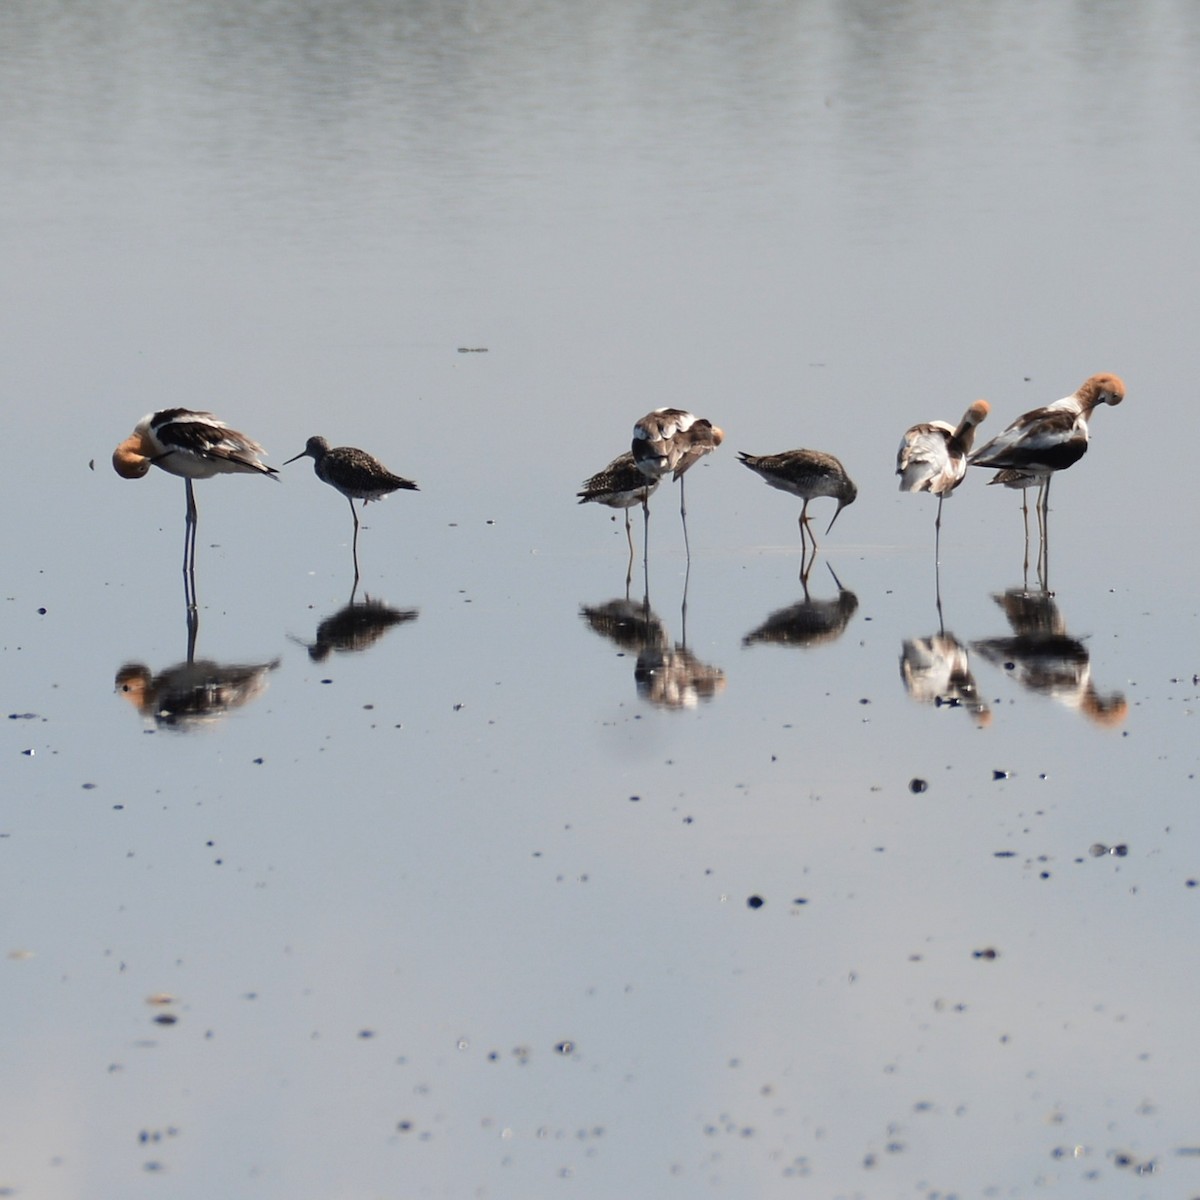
<box><xmin>742</xmin><ymin>562</ymin><xmax>858</xmax><ymax>650</ymax></box>
<box><xmin>972</xmin><ymin>587</ymin><xmax>1127</xmax><ymax>727</ymax></box>
<box><xmin>293</xmin><ymin>585</ymin><xmax>418</xmax><ymax>661</ymax></box>
<box><xmin>900</xmin><ymin>634</ymin><xmax>991</xmax><ymax>725</ymax></box>
<box><xmin>116</xmin><ymin>602</ymin><xmax>278</xmax><ymax>732</ymax></box>
<box><xmin>580</xmin><ymin>573</ymin><xmax>725</xmax><ymax>710</ymax></box>
<box><xmin>116</xmin><ymin>657</ymin><xmax>279</xmax><ymax>731</ymax></box>
<box><xmin>899</xmin><ymin>562</ymin><xmax>990</xmax><ymax>725</ymax></box>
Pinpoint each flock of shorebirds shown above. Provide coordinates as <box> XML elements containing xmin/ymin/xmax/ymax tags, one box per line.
<box><xmin>112</xmin><ymin>371</ymin><xmax>1124</xmax><ymax>597</ymax></box>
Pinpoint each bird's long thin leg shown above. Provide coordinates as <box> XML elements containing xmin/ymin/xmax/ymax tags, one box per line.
<box><xmin>1020</xmin><ymin>489</ymin><xmax>1031</xmax><ymax>578</ymax></box>
<box><xmin>798</xmin><ymin>499</ymin><xmax>810</xmax><ymax>559</ymax></box>
<box><xmin>642</xmin><ymin>493</ymin><xmax>651</xmax><ymax>581</ymax></box>
<box><xmin>623</xmin><ymin>509</ymin><xmax>634</xmax><ymax>590</ymax></box>
<box><xmin>934</xmin><ymin>495</ymin><xmax>944</xmax><ymax>563</ymax></box>
<box><xmin>348</xmin><ymin>496</ymin><xmax>362</xmax><ymax>581</ymax></box>
<box><xmin>1038</xmin><ymin>480</ymin><xmax>1051</xmax><ymax>588</ymax></box>
<box><xmin>679</xmin><ymin>475</ymin><xmax>691</xmax><ymax>561</ymax></box>
<box><xmin>183</xmin><ymin>479</ymin><xmax>199</xmax><ymax>612</ymax></box>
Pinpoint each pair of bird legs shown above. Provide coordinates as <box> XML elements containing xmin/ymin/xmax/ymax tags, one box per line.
<box><xmin>926</xmin><ymin>477</ymin><xmax>1051</xmax><ymax>580</ymax></box>
<box><xmin>1016</xmin><ymin>478</ymin><xmax>1051</xmax><ymax>587</ymax></box>
<box><xmin>615</xmin><ymin>477</ymin><xmax>694</xmax><ymax>590</ymax></box>
<box><xmin>181</xmin><ymin>481</ymin><xmax>370</xmax><ymax>615</ymax></box>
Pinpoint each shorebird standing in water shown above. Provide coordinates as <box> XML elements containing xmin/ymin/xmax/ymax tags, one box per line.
<box><xmin>738</xmin><ymin>447</ymin><xmax>857</xmax><ymax>569</ymax></box>
<box><xmin>897</xmin><ymin>399</ymin><xmax>990</xmax><ymax>558</ymax></box>
<box><xmin>969</xmin><ymin>373</ymin><xmax>1125</xmax><ymax>520</ymax></box>
<box><xmin>285</xmin><ymin>436</ymin><xmax>418</xmax><ymax>578</ymax></box>
<box><xmin>578</xmin><ymin>450</ymin><xmax>660</xmax><ymax>582</ymax></box>
<box><xmin>631</xmin><ymin>408</ymin><xmax>724</xmax><ymax>559</ymax></box>
<box><xmin>969</xmin><ymin>373</ymin><xmax>1124</xmax><ymax>579</ymax></box>
<box><xmin>113</xmin><ymin>408</ymin><xmax>278</xmax><ymax>607</ymax></box>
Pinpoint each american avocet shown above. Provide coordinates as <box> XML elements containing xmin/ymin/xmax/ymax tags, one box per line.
<box><xmin>972</xmin><ymin>588</ymin><xmax>1127</xmax><ymax>727</ymax></box>
<box><xmin>113</xmin><ymin>408</ymin><xmax>278</xmax><ymax>604</ymax></box>
<box><xmin>737</xmin><ymin>448</ymin><xmax>857</xmax><ymax>565</ymax></box>
<box><xmin>897</xmin><ymin>399</ymin><xmax>990</xmax><ymax>556</ymax></box>
<box><xmin>578</xmin><ymin>450</ymin><xmax>660</xmax><ymax>576</ymax></box>
<box><xmin>900</xmin><ymin>634</ymin><xmax>991</xmax><ymax>726</ymax></box>
<box><xmin>968</xmin><ymin>373</ymin><xmax>1126</xmax><ymax>521</ymax></box>
<box><xmin>116</xmin><ymin>655</ymin><xmax>280</xmax><ymax>731</ymax></box>
<box><xmin>631</xmin><ymin>409</ymin><xmax>724</xmax><ymax>558</ymax></box>
<box><xmin>284</xmin><ymin>436</ymin><xmax>418</xmax><ymax>578</ymax></box>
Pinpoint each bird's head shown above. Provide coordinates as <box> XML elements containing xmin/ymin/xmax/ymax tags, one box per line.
<box><xmin>112</xmin><ymin>432</ymin><xmax>152</xmax><ymax>479</ymax></box>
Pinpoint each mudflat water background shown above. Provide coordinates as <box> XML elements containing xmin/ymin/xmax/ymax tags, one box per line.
<box><xmin>3</xmin><ymin>3</ymin><xmax>1200</xmax><ymax>1197</ymax></box>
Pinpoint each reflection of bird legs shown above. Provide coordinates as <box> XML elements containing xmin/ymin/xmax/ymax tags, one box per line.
<box><xmin>934</xmin><ymin>553</ymin><xmax>945</xmax><ymax>636</ymax></box>
<box><xmin>185</xmin><ymin>598</ymin><xmax>199</xmax><ymax>663</ymax></box>
<box><xmin>680</xmin><ymin>553</ymin><xmax>691</xmax><ymax>647</ymax></box>
<box><xmin>799</xmin><ymin>542</ymin><xmax>816</xmax><ymax>591</ymax></box>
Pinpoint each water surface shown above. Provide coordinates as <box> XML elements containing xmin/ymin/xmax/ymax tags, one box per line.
<box><xmin>2</xmin><ymin>2</ymin><xmax>1199</xmax><ymax>1196</ymax></box>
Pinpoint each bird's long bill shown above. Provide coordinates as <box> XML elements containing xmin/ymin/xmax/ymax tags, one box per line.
<box><xmin>282</xmin><ymin>450</ymin><xmax>307</xmax><ymax>465</ymax></box>
<box><xmin>825</xmin><ymin>501</ymin><xmax>848</xmax><ymax>536</ymax></box>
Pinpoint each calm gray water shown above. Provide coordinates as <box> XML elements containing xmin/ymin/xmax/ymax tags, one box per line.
<box><xmin>3</xmin><ymin>2</ymin><xmax>1200</xmax><ymax>1196</ymax></box>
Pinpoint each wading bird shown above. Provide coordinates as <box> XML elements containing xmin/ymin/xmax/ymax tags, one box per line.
<box><xmin>737</xmin><ymin>448</ymin><xmax>857</xmax><ymax>568</ymax></box>
<box><xmin>631</xmin><ymin>408</ymin><xmax>724</xmax><ymax>558</ymax></box>
<box><xmin>578</xmin><ymin>450</ymin><xmax>660</xmax><ymax>580</ymax></box>
<box><xmin>112</xmin><ymin>408</ymin><xmax>278</xmax><ymax>607</ymax></box>
<box><xmin>284</xmin><ymin>436</ymin><xmax>418</xmax><ymax>579</ymax></box>
<box><xmin>896</xmin><ymin>399</ymin><xmax>990</xmax><ymax>557</ymax></box>
<box><xmin>969</xmin><ymin>374</ymin><xmax>1125</xmax><ymax>521</ymax></box>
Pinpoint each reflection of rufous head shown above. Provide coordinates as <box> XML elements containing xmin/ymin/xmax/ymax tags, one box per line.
<box><xmin>1081</xmin><ymin>690</ymin><xmax>1128</xmax><ymax>727</ymax></box>
<box><xmin>112</xmin><ymin>432</ymin><xmax>152</xmax><ymax>479</ymax></box>
<box><xmin>114</xmin><ymin>664</ymin><xmax>153</xmax><ymax>714</ymax></box>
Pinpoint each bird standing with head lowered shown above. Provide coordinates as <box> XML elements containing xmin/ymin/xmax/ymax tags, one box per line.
<box><xmin>968</xmin><ymin>373</ymin><xmax>1125</xmax><ymax>518</ymax></box>
<box><xmin>737</xmin><ymin>447</ymin><xmax>857</xmax><ymax>566</ymax></box>
<box><xmin>285</xmin><ymin>436</ymin><xmax>418</xmax><ymax>578</ymax></box>
<box><xmin>897</xmin><ymin>399</ymin><xmax>990</xmax><ymax>557</ymax></box>
<box><xmin>113</xmin><ymin>408</ymin><xmax>278</xmax><ymax>606</ymax></box>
